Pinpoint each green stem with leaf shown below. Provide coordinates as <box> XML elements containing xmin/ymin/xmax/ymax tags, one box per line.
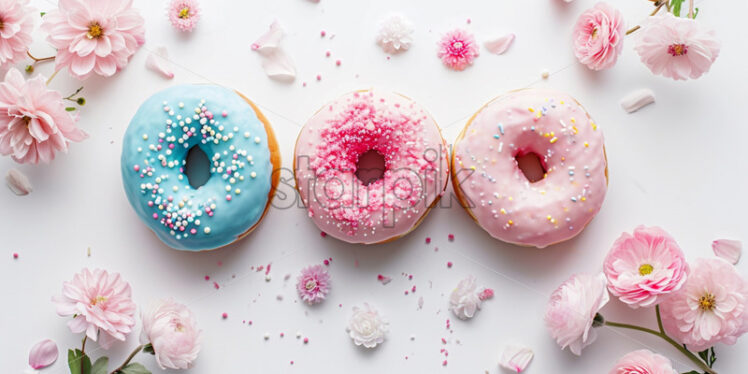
<box><xmin>110</xmin><ymin>344</ymin><xmax>143</xmax><ymax>374</ymax></box>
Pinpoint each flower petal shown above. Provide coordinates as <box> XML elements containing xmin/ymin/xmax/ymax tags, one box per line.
<box><xmin>28</xmin><ymin>339</ymin><xmax>58</xmax><ymax>369</ymax></box>
<box><xmin>712</xmin><ymin>239</ymin><xmax>742</xmax><ymax>265</ymax></box>
<box><xmin>620</xmin><ymin>89</ymin><xmax>655</xmax><ymax>113</ymax></box>
<box><xmin>145</xmin><ymin>46</ymin><xmax>175</xmax><ymax>79</ymax></box>
<box><xmin>6</xmin><ymin>168</ymin><xmax>32</xmax><ymax>196</ymax></box>
<box><xmin>499</xmin><ymin>345</ymin><xmax>534</xmax><ymax>373</ymax></box>
<box><xmin>484</xmin><ymin>33</ymin><xmax>515</xmax><ymax>55</ymax></box>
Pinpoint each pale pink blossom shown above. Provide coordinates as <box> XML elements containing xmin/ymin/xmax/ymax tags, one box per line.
<box><xmin>296</xmin><ymin>264</ymin><xmax>330</xmax><ymax>305</ymax></box>
<box><xmin>603</xmin><ymin>226</ymin><xmax>689</xmax><ymax>308</ymax></box>
<box><xmin>140</xmin><ymin>299</ymin><xmax>202</xmax><ymax>370</ymax></box>
<box><xmin>634</xmin><ymin>13</ymin><xmax>720</xmax><ymax>80</ymax></box>
<box><xmin>0</xmin><ymin>68</ymin><xmax>87</xmax><ymax>164</ymax></box>
<box><xmin>712</xmin><ymin>239</ymin><xmax>742</xmax><ymax>265</ymax></box>
<box><xmin>609</xmin><ymin>350</ymin><xmax>677</xmax><ymax>374</ymax></box>
<box><xmin>40</xmin><ymin>0</ymin><xmax>146</xmax><ymax>80</ymax></box>
<box><xmin>28</xmin><ymin>339</ymin><xmax>58</xmax><ymax>369</ymax></box>
<box><xmin>53</xmin><ymin>268</ymin><xmax>136</xmax><ymax>349</ymax></box>
<box><xmin>545</xmin><ymin>273</ymin><xmax>609</xmax><ymax>356</ymax></box>
<box><xmin>572</xmin><ymin>2</ymin><xmax>625</xmax><ymax>70</ymax></box>
<box><xmin>167</xmin><ymin>0</ymin><xmax>200</xmax><ymax>32</ymax></box>
<box><xmin>347</xmin><ymin>303</ymin><xmax>388</xmax><ymax>348</ymax></box>
<box><xmin>437</xmin><ymin>29</ymin><xmax>479</xmax><ymax>71</ymax></box>
<box><xmin>0</xmin><ymin>0</ymin><xmax>34</xmax><ymax>69</ymax></box>
<box><xmin>660</xmin><ymin>258</ymin><xmax>748</xmax><ymax>351</ymax></box>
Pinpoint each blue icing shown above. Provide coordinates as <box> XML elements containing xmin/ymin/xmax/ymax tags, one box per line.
<box><xmin>121</xmin><ymin>85</ymin><xmax>273</xmax><ymax>251</ymax></box>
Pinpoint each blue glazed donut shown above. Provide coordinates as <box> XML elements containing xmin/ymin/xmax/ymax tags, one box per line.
<box><xmin>121</xmin><ymin>85</ymin><xmax>280</xmax><ymax>251</ymax></box>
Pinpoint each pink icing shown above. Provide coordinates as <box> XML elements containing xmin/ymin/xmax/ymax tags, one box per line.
<box><xmin>452</xmin><ymin>89</ymin><xmax>607</xmax><ymax>248</ymax></box>
<box><xmin>295</xmin><ymin>91</ymin><xmax>449</xmax><ymax>244</ymax></box>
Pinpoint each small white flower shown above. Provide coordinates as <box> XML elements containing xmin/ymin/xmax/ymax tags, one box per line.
<box><xmin>499</xmin><ymin>345</ymin><xmax>534</xmax><ymax>373</ymax></box>
<box><xmin>376</xmin><ymin>14</ymin><xmax>414</xmax><ymax>54</ymax></box>
<box><xmin>346</xmin><ymin>303</ymin><xmax>388</xmax><ymax>348</ymax></box>
<box><xmin>449</xmin><ymin>276</ymin><xmax>482</xmax><ymax>320</ymax></box>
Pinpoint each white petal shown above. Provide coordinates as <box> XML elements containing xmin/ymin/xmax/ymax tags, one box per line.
<box><xmin>499</xmin><ymin>345</ymin><xmax>534</xmax><ymax>373</ymax></box>
<box><xmin>712</xmin><ymin>239</ymin><xmax>742</xmax><ymax>265</ymax></box>
<box><xmin>620</xmin><ymin>89</ymin><xmax>656</xmax><ymax>113</ymax></box>
<box><xmin>6</xmin><ymin>168</ymin><xmax>32</xmax><ymax>196</ymax></box>
<box><xmin>484</xmin><ymin>34</ymin><xmax>515</xmax><ymax>55</ymax></box>
<box><xmin>261</xmin><ymin>50</ymin><xmax>296</xmax><ymax>82</ymax></box>
<box><xmin>145</xmin><ymin>46</ymin><xmax>174</xmax><ymax>79</ymax></box>
<box><xmin>251</xmin><ymin>20</ymin><xmax>284</xmax><ymax>56</ymax></box>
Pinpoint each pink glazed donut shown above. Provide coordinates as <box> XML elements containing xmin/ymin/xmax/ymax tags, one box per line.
<box><xmin>451</xmin><ymin>89</ymin><xmax>608</xmax><ymax>248</ymax></box>
<box><xmin>294</xmin><ymin>90</ymin><xmax>449</xmax><ymax>244</ymax></box>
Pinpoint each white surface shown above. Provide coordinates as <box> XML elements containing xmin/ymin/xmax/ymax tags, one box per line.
<box><xmin>2</xmin><ymin>0</ymin><xmax>747</xmax><ymax>372</ymax></box>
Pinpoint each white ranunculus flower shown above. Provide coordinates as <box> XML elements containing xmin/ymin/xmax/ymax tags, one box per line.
<box><xmin>346</xmin><ymin>303</ymin><xmax>388</xmax><ymax>348</ymax></box>
<box><xmin>449</xmin><ymin>276</ymin><xmax>483</xmax><ymax>320</ymax></box>
<box><xmin>376</xmin><ymin>14</ymin><xmax>414</xmax><ymax>54</ymax></box>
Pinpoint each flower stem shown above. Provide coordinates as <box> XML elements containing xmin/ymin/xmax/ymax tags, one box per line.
<box><xmin>626</xmin><ymin>1</ymin><xmax>666</xmax><ymax>35</ymax></box>
<box><xmin>81</xmin><ymin>336</ymin><xmax>88</xmax><ymax>354</ymax></box>
<box><xmin>110</xmin><ymin>344</ymin><xmax>143</xmax><ymax>374</ymax></box>
<box><xmin>27</xmin><ymin>50</ymin><xmax>56</xmax><ymax>63</ymax></box>
<box><xmin>688</xmin><ymin>0</ymin><xmax>695</xmax><ymax>18</ymax></box>
<box><xmin>46</xmin><ymin>68</ymin><xmax>61</xmax><ymax>86</ymax></box>
<box><xmin>604</xmin><ymin>320</ymin><xmax>717</xmax><ymax>374</ymax></box>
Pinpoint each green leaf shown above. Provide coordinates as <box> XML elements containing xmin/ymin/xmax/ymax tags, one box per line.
<box><xmin>671</xmin><ymin>0</ymin><xmax>685</xmax><ymax>17</ymax></box>
<box><xmin>68</xmin><ymin>349</ymin><xmax>92</xmax><ymax>374</ymax></box>
<box><xmin>65</xmin><ymin>107</ymin><xmax>77</xmax><ymax>112</ymax></box>
<box><xmin>119</xmin><ymin>362</ymin><xmax>151</xmax><ymax>374</ymax></box>
<box><xmin>91</xmin><ymin>356</ymin><xmax>108</xmax><ymax>374</ymax></box>
<box><xmin>142</xmin><ymin>343</ymin><xmax>155</xmax><ymax>355</ymax></box>
<box><xmin>693</xmin><ymin>7</ymin><xmax>700</xmax><ymax>19</ymax></box>
<box><xmin>40</xmin><ymin>11</ymin><xmax>46</xmax><ymax>17</ymax></box>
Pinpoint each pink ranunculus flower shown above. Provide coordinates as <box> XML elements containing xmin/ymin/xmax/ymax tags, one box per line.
<box><xmin>437</xmin><ymin>29</ymin><xmax>479</xmax><ymax>71</ymax></box>
<box><xmin>0</xmin><ymin>68</ymin><xmax>87</xmax><ymax>164</ymax></box>
<box><xmin>140</xmin><ymin>298</ymin><xmax>202</xmax><ymax>370</ymax></box>
<box><xmin>40</xmin><ymin>0</ymin><xmax>146</xmax><ymax>80</ymax></box>
<box><xmin>167</xmin><ymin>0</ymin><xmax>200</xmax><ymax>32</ymax></box>
<box><xmin>0</xmin><ymin>0</ymin><xmax>34</xmax><ymax>69</ymax></box>
<box><xmin>572</xmin><ymin>2</ymin><xmax>625</xmax><ymax>71</ymax></box>
<box><xmin>604</xmin><ymin>226</ymin><xmax>689</xmax><ymax>308</ymax></box>
<box><xmin>634</xmin><ymin>13</ymin><xmax>720</xmax><ymax>80</ymax></box>
<box><xmin>660</xmin><ymin>258</ymin><xmax>748</xmax><ymax>352</ymax></box>
<box><xmin>609</xmin><ymin>349</ymin><xmax>677</xmax><ymax>374</ymax></box>
<box><xmin>545</xmin><ymin>273</ymin><xmax>610</xmax><ymax>356</ymax></box>
<box><xmin>53</xmin><ymin>268</ymin><xmax>136</xmax><ymax>349</ymax></box>
<box><xmin>296</xmin><ymin>264</ymin><xmax>330</xmax><ymax>305</ymax></box>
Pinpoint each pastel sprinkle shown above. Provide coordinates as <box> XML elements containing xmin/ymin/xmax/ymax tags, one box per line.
<box><xmin>222</xmin><ymin>312</ymin><xmax>228</xmax><ymax>319</ymax></box>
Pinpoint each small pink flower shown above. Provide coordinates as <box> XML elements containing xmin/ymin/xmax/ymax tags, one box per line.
<box><xmin>545</xmin><ymin>273</ymin><xmax>609</xmax><ymax>356</ymax></box>
<box><xmin>0</xmin><ymin>0</ymin><xmax>34</xmax><ymax>69</ymax></box>
<box><xmin>296</xmin><ymin>264</ymin><xmax>330</xmax><ymax>305</ymax></box>
<box><xmin>660</xmin><ymin>258</ymin><xmax>748</xmax><ymax>352</ymax></box>
<box><xmin>167</xmin><ymin>0</ymin><xmax>200</xmax><ymax>32</ymax></box>
<box><xmin>609</xmin><ymin>350</ymin><xmax>677</xmax><ymax>374</ymax></box>
<box><xmin>0</xmin><ymin>68</ymin><xmax>87</xmax><ymax>164</ymax></box>
<box><xmin>437</xmin><ymin>29</ymin><xmax>479</xmax><ymax>71</ymax></box>
<box><xmin>634</xmin><ymin>13</ymin><xmax>720</xmax><ymax>80</ymax></box>
<box><xmin>40</xmin><ymin>0</ymin><xmax>146</xmax><ymax>80</ymax></box>
<box><xmin>572</xmin><ymin>2</ymin><xmax>625</xmax><ymax>71</ymax></box>
<box><xmin>603</xmin><ymin>226</ymin><xmax>689</xmax><ymax>308</ymax></box>
<box><xmin>140</xmin><ymin>299</ymin><xmax>202</xmax><ymax>370</ymax></box>
<box><xmin>53</xmin><ymin>268</ymin><xmax>136</xmax><ymax>349</ymax></box>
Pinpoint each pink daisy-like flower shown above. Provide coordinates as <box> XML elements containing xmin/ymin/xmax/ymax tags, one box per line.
<box><xmin>0</xmin><ymin>68</ymin><xmax>87</xmax><ymax>164</ymax></box>
<box><xmin>437</xmin><ymin>29</ymin><xmax>479</xmax><ymax>71</ymax></box>
<box><xmin>660</xmin><ymin>258</ymin><xmax>748</xmax><ymax>352</ymax></box>
<box><xmin>53</xmin><ymin>268</ymin><xmax>137</xmax><ymax>349</ymax></box>
<box><xmin>603</xmin><ymin>226</ymin><xmax>689</xmax><ymax>308</ymax></box>
<box><xmin>609</xmin><ymin>350</ymin><xmax>677</xmax><ymax>374</ymax></box>
<box><xmin>40</xmin><ymin>0</ymin><xmax>146</xmax><ymax>80</ymax></box>
<box><xmin>296</xmin><ymin>264</ymin><xmax>330</xmax><ymax>305</ymax></box>
<box><xmin>634</xmin><ymin>13</ymin><xmax>720</xmax><ymax>80</ymax></box>
<box><xmin>0</xmin><ymin>0</ymin><xmax>34</xmax><ymax>69</ymax></box>
<box><xmin>572</xmin><ymin>2</ymin><xmax>625</xmax><ymax>71</ymax></box>
<box><xmin>167</xmin><ymin>0</ymin><xmax>200</xmax><ymax>32</ymax></box>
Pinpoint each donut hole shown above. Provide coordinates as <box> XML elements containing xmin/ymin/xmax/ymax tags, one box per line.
<box><xmin>515</xmin><ymin>151</ymin><xmax>547</xmax><ymax>183</ymax></box>
<box><xmin>184</xmin><ymin>145</ymin><xmax>211</xmax><ymax>189</ymax></box>
<box><xmin>355</xmin><ymin>149</ymin><xmax>386</xmax><ymax>186</ymax></box>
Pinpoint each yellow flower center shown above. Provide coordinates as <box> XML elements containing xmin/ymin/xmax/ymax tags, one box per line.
<box><xmin>305</xmin><ymin>279</ymin><xmax>317</xmax><ymax>290</ymax></box>
<box><xmin>699</xmin><ymin>293</ymin><xmax>716</xmax><ymax>311</ymax></box>
<box><xmin>91</xmin><ymin>295</ymin><xmax>107</xmax><ymax>305</ymax></box>
<box><xmin>638</xmin><ymin>263</ymin><xmax>654</xmax><ymax>276</ymax></box>
<box><xmin>179</xmin><ymin>7</ymin><xmax>191</xmax><ymax>19</ymax></box>
<box><xmin>87</xmin><ymin>22</ymin><xmax>103</xmax><ymax>39</ymax></box>
<box><xmin>591</xmin><ymin>27</ymin><xmax>598</xmax><ymax>38</ymax></box>
<box><xmin>175</xmin><ymin>322</ymin><xmax>185</xmax><ymax>332</ymax></box>
<box><xmin>668</xmin><ymin>43</ymin><xmax>688</xmax><ymax>56</ymax></box>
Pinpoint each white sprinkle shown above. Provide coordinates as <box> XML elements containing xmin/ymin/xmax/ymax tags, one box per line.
<box><xmin>204</xmin><ymin>227</ymin><xmax>211</xmax><ymax>234</ymax></box>
<box><xmin>254</xmin><ymin>137</ymin><xmax>261</xmax><ymax>144</ymax></box>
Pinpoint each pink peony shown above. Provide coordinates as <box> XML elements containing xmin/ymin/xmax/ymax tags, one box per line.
<box><xmin>572</xmin><ymin>2</ymin><xmax>625</xmax><ymax>71</ymax></box>
<box><xmin>609</xmin><ymin>350</ymin><xmax>677</xmax><ymax>374</ymax></box>
<box><xmin>40</xmin><ymin>0</ymin><xmax>146</xmax><ymax>80</ymax></box>
<box><xmin>437</xmin><ymin>29</ymin><xmax>479</xmax><ymax>71</ymax></box>
<box><xmin>545</xmin><ymin>273</ymin><xmax>610</xmax><ymax>355</ymax></box>
<box><xmin>604</xmin><ymin>226</ymin><xmax>689</xmax><ymax>308</ymax></box>
<box><xmin>660</xmin><ymin>258</ymin><xmax>748</xmax><ymax>351</ymax></box>
<box><xmin>634</xmin><ymin>13</ymin><xmax>720</xmax><ymax>80</ymax></box>
<box><xmin>0</xmin><ymin>0</ymin><xmax>34</xmax><ymax>69</ymax></box>
<box><xmin>0</xmin><ymin>68</ymin><xmax>87</xmax><ymax>164</ymax></box>
<box><xmin>297</xmin><ymin>264</ymin><xmax>330</xmax><ymax>305</ymax></box>
<box><xmin>53</xmin><ymin>268</ymin><xmax>136</xmax><ymax>349</ymax></box>
<box><xmin>140</xmin><ymin>299</ymin><xmax>202</xmax><ymax>370</ymax></box>
<box><xmin>167</xmin><ymin>0</ymin><xmax>200</xmax><ymax>32</ymax></box>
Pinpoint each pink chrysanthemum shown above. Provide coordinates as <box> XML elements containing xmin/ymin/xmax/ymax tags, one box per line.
<box><xmin>660</xmin><ymin>258</ymin><xmax>748</xmax><ymax>352</ymax></box>
<box><xmin>296</xmin><ymin>264</ymin><xmax>330</xmax><ymax>305</ymax></box>
<box><xmin>0</xmin><ymin>68</ymin><xmax>87</xmax><ymax>164</ymax></box>
<box><xmin>0</xmin><ymin>0</ymin><xmax>34</xmax><ymax>69</ymax></box>
<box><xmin>609</xmin><ymin>350</ymin><xmax>677</xmax><ymax>374</ymax></box>
<box><xmin>167</xmin><ymin>0</ymin><xmax>200</xmax><ymax>32</ymax></box>
<box><xmin>437</xmin><ymin>29</ymin><xmax>479</xmax><ymax>71</ymax></box>
<box><xmin>40</xmin><ymin>0</ymin><xmax>146</xmax><ymax>80</ymax></box>
<box><xmin>603</xmin><ymin>226</ymin><xmax>689</xmax><ymax>308</ymax></box>
<box><xmin>572</xmin><ymin>2</ymin><xmax>625</xmax><ymax>71</ymax></box>
<box><xmin>53</xmin><ymin>268</ymin><xmax>137</xmax><ymax>349</ymax></box>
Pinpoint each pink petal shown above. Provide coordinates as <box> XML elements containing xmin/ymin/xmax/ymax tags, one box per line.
<box><xmin>6</xmin><ymin>168</ymin><xmax>32</xmax><ymax>196</ymax></box>
<box><xmin>484</xmin><ymin>33</ymin><xmax>515</xmax><ymax>55</ymax></box>
<box><xmin>28</xmin><ymin>339</ymin><xmax>58</xmax><ymax>369</ymax></box>
<box><xmin>260</xmin><ymin>49</ymin><xmax>296</xmax><ymax>82</ymax></box>
<box><xmin>499</xmin><ymin>345</ymin><xmax>534</xmax><ymax>373</ymax></box>
<box><xmin>145</xmin><ymin>46</ymin><xmax>174</xmax><ymax>79</ymax></box>
<box><xmin>251</xmin><ymin>20</ymin><xmax>284</xmax><ymax>56</ymax></box>
<box><xmin>712</xmin><ymin>239</ymin><xmax>742</xmax><ymax>265</ymax></box>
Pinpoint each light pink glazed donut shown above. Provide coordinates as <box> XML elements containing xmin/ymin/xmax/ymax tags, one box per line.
<box><xmin>451</xmin><ymin>89</ymin><xmax>608</xmax><ymax>248</ymax></box>
<box><xmin>294</xmin><ymin>90</ymin><xmax>449</xmax><ymax>244</ymax></box>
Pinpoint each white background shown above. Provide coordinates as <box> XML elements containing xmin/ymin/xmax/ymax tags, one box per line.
<box><xmin>2</xmin><ymin>0</ymin><xmax>747</xmax><ymax>373</ymax></box>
